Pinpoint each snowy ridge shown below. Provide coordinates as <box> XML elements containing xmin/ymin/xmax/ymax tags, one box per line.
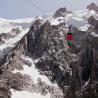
<box><xmin>0</xmin><ymin>8</ymin><xmax>97</xmax><ymax>33</ymax></box>
<box><xmin>0</xmin><ymin>18</ymin><xmax>33</xmax><ymax>34</ymax></box>
<box><xmin>49</xmin><ymin>9</ymin><xmax>97</xmax><ymax>30</ymax></box>
<box><xmin>74</xmin><ymin>9</ymin><xmax>96</xmax><ymax>18</ymax></box>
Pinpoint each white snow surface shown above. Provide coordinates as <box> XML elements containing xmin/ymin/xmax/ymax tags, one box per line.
<box><xmin>75</xmin><ymin>9</ymin><xmax>96</xmax><ymax>18</ymax></box>
<box><xmin>11</xmin><ymin>89</ymin><xmax>50</xmax><ymax>98</ymax></box>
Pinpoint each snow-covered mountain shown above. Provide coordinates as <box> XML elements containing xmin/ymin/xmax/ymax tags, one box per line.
<box><xmin>0</xmin><ymin>3</ymin><xmax>98</xmax><ymax>98</ymax></box>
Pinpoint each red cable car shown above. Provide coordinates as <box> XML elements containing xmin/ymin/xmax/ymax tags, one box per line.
<box><xmin>66</xmin><ymin>33</ymin><xmax>73</xmax><ymax>41</ymax></box>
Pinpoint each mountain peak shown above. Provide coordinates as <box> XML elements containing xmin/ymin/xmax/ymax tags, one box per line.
<box><xmin>53</xmin><ymin>7</ymin><xmax>71</xmax><ymax>18</ymax></box>
<box><xmin>87</xmin><ymin>3</ymin><xmax>98</xmax><ymax>13</ymax></box>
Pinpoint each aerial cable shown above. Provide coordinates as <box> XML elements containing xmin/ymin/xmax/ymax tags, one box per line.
<box><xmin>25</xmin><ymin>0</ymin><xmax>47</xmax><ymax>13</ymax></box>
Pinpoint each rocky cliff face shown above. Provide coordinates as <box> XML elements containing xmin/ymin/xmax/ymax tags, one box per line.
<box><xmin>0</xmin><ymin>4</ymin><xmax>98</xmax><ymax>98</ymax></box>
<box><xmin>26</xmin><ymin>14</ymin><xmax>98</xmax><ymax>98</ymax></box>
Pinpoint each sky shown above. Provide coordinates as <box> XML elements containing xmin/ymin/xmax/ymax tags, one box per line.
<box><xmin>0</xmin><ymin>0</ymin><xmax>97</xmax><ymax>19</ymax></box>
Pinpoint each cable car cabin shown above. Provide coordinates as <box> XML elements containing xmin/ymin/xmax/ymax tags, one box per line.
<box><xmin>66</xmin><ymin>33</ymin><xmax>73</xmax><ymax>41</ymax></box>
<box><xmin>66</xmin><ymin>33</ymin><xmax>74</xmax><ymax>46</ymax></box>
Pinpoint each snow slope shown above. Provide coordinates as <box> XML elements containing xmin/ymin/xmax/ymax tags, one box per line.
<box><xmin>13</xmin><ymin>56</ymin><xmax>57</xmax><ymax>86</ymax></box>
<box><xmin>12</xmin><ymin>56</ymin><xmax>58</xmax><ymax>98</ymax></box>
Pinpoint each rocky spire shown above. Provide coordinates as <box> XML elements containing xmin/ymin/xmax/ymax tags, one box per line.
<box><xmin>53</xmin><ymin>7</ymin><xmax>71</xmax><ymax>18</ymax></box>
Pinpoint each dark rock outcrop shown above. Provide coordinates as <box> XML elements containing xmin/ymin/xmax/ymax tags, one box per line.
<box><xmin>87</xmin><ymin>16</ymin><xmax>97</xmax><ymax>26</ymax></box>
<box><xmin>0</xmin><ymin>80</ymin><xmax>11</xmax><ymax>98</ymax></box>
<box><xmin>53</xmin><ymin>7</ymin><xmax>71</xmax><ymax>18</ymax></box>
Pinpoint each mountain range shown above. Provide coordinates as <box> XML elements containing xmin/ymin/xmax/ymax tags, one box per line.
<box><xmin>0</xmin><ymin>2</ymin><xmax>98</xmax><ymax>98</ymax></box>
